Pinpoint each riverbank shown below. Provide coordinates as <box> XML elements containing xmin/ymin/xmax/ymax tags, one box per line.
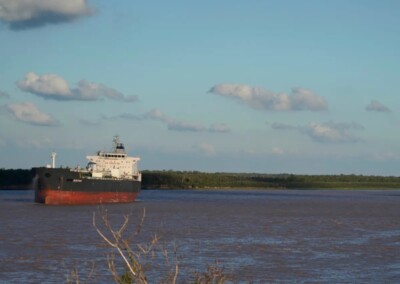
<box><xmin>3</xmin><ymin>169</ymin><xmax>400</xmax><ymax>190</ymax></box>
<box><xmin>141</xmin><ymin>170</ymin><xmax>400</xmax><ymax>189</ymax></box>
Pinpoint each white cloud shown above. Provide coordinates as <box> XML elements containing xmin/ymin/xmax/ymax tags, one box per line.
<box><xmin>17</xmin><ymin>72</ymin><xmax>72</xmax><ymax>99</ymax></box>
<box><xmin>305</xmin><ymin>122</ymin><xmax>365</xmax><ymax>143</ymax></box>
<box><xmin>144</xmin><ymin>108</ymin><xmax>229</xmax><ymax>133</ymax></box>
<box><xmin>272</xmin><ymin>147</ymin><xmax>284</xmax><ymax>155</ymax></box>
<box><xmin>209</xmin><ymin>83</ymin><xmax>327</xmax><ymax>111</ymax></box>
<box><xmin>0</xmin><ymin>0</ymin><xmax>93</xmax><ymax>30</ymax></box>
<box><xmin>197</xmin><ymin>143</ymin><xmax>216</xmax><ymax>156</ymax></box>
<box><xmin>271</xmin><ymin>121</ymin><xmax>364</xmax><ymax>143</ymax></box>
<box><xmin>209</xmin><ymin>123</ymin><xmax>231</xmax><ymax>133</ymax></box>
<box><xmin>291</xmin><ymin>88</ymin><xmax>327</xmax><ymax>111</ymax></box>
<box><xmin>168</xmin><ymin>121</ymin><xmax>205</xmax><ymax>132</ymax></box>
<box><xmin>366</xmin><ymin>100</ymin><xmax>391</xmax><ymax>112</ymax></box>
<box><xmin>6</xmin><ymin>102</ymin><xmax>60</xmax><ymax>126</ymax></box>
<box><xmin>17</xmin><ymin>72</ymin><xmax>137</xmax><ymax>102</ymax></box>
<box><xmin>73</xmin><ymin>80</ymin><xmax>137</xmax><ymax>102</ymax></box>
<box><xmin>145</xmin><ymin>108</ymin><xmax>173</xmax><ymax>123</ymax></box>
<box><xmin>303</xmin><ymin>122</ymin><xmax>363</xmax><ymax>143</ymax></box>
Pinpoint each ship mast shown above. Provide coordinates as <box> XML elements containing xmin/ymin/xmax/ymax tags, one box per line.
<box><xmin>51</xmin><ymin>152</ymin><xmax>56</xmax><ymax>168</ymax></box>
<box><xmin>113</xmin><ymin>135</ymin><xmax>120</xmax><ymax>152</ymax></box>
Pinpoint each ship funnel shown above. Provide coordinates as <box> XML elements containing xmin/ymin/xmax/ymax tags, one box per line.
<box><xmin>51</xmin><ymin>152</ymin><xmax>56</xmax><ymax>168</ymax></box>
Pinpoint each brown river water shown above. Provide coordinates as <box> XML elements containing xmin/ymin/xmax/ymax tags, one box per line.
<box><xmin>0</xmin><ymin>189</ymin><xmax>400</xmax><ymax>283</ymax></box>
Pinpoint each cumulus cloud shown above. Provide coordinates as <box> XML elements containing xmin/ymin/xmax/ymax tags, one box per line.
<box><xmin>302</xmin><ymin>121</ymin><xmax>363</xmax><ymax>143</ymax></box>
<box><xmin>17</xmin><ymin>72</ymin><xmax>71</xmax><ymax>99</ymax></box>
<box><xmin>272</xmin><ymin>121</ymin><xmax>364</xmax><ymax>143</ymax></box>
<box><xmin>74</xmin><ymin>80</ymin><xmax>138</xmax><ymax>102</ymax></box>
<box><xmin>209</xmin><ymin>84</ymin><xmax>327</xmax><ymax>111</ymax></box>
<box><xmin>291</xmin><ymin>88</ymin><xmax>327</xmax><ymax>111</ymax></box>
<box><xmin>366</xmin><ymin>100</ymin><xmax>391</xmax><ymax>112</ymax></box>
<box><xmin>17</xmin><ymin>72</ymin><xmax>137</xmax><ymax>102</ymax></box>
<box><xmin>144</xmin><ymin>109</ymin><xmax>230</xmax><ymax>133</ymax></box>
<box><xmin>0</xmin><ymin>0</ymin><xmax>93</xmax><ymax>30</ymax></box>
<box><xmin>6</xmin><ymin>102</ymin><xmax>60</xmax><ymax>126</ymax></box>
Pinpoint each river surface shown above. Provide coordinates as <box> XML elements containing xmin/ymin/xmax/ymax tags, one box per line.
<box><xmin>0</xmin><ymin>189</ymin><xmax>400</xmax><ymax>283</ymax></box>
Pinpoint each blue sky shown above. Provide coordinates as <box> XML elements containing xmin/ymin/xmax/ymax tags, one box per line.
<box><xmin>1</xmin><ymin>0</ymin><xmax>399</xmax><ymax>175</ymax></box>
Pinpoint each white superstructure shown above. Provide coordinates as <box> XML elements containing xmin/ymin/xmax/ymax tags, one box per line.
<box><xmin>85</xmin><ymin>136</ymin><xmax>141</xmax><ymax>180</ymax></box>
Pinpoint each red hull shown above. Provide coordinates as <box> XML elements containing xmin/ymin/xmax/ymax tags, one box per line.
<box><xmin>38</xmin><ymin>189</ymin><xmax>139</xmax><ymax>205</ymax></box>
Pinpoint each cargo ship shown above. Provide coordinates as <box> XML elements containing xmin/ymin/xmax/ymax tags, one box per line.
<box><xmin>33</xmin><ymin>136</ymin><xmax>141</xmax><ymax>205</ymax></box>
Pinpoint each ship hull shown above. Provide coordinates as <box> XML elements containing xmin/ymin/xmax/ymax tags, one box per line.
<box><xmin>32</xmin><ymin>167</ymin><xmax>141</xmax><ymax>205</ymax></box>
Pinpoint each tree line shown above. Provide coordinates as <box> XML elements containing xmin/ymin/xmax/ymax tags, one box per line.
<box><xmin>0</xmin><ymin>169</ymin><xmax>34</xmax><ymax>188</ymax></box>
<box><xmin>141</xmin><ymin>170</ymin><xmax>400</xmax><ymax>189</ymax></box>
<box><xmin>1</xmin><ymin>168</ymin><xmax>400</xmax><ymax>189</ymax></box>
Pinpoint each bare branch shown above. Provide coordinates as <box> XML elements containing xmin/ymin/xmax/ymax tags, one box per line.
<box><xmin>93</xmin><ymin>211</ymin><xmax>139</xmax><ymax>279</ymax></box>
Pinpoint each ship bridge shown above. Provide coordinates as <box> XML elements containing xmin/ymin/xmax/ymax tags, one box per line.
<box><xmin>86</xmin><ymin>136</ymin><xmax>141</xmax><ymax>179</ymax></box>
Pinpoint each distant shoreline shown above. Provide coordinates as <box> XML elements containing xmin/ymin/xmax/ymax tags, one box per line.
<box><xmin>1</xmin><ymin>169</ymin><xmax>400</xmax><ymax>190</ymax></box>
<box><xmin>2</xmin><ymin>187</ymin><xmax>400</xmax><ymax>191</ymax></box>
<box><xmin>0</xmin><ymin>185</ymin><xmax>32</xmax><ymax>190</ymax></box>
<box><xmin>140</xmin><ymin>170</ymin><xmax>400</xmax><ymax>190</ymax></box>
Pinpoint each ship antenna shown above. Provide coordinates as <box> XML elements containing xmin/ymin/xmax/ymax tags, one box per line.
<box><xmin>51</xmin><ymin>152</ymin><xmax>57</xmax><ymax>168</ymax></box>
<box><xmin>113</xmin><ymin>135</ymin><xmax>120</xmax><ymax>151</ymax></box>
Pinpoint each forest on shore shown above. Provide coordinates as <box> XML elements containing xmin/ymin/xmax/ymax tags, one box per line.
<box><xmin>141</xmin><ymin>170</ymin><xmax>400</xmax><ymax>189</ymax></box>
<box><xmin>1</xmin><ymin>168</ymin><xmax>400</xmax><ymax>189</ymax></box>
